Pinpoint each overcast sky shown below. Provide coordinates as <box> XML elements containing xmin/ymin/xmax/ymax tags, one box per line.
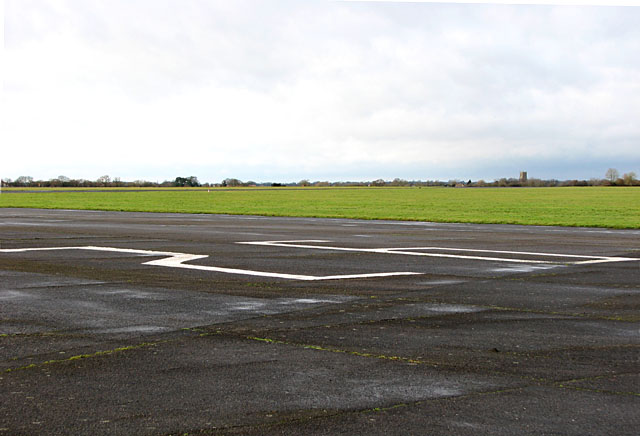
<box><xmin>3</xmin><ymin>0</ymin><xmax>640</xmax><ymax>183</ymax></box>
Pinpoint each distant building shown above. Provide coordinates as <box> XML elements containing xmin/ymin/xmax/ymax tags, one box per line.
<box><xmin>519</xmin><ymin>171</ymin><xmax>528</xmax><ymax>183</ymax></box>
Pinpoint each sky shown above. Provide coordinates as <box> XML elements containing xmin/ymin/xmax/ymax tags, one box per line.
<box><xmin>3</xmin><ymin>0</ymin><xmax>640</xmax><ymax>184</ymax></box>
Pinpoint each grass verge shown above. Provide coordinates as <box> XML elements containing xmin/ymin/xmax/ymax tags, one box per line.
<box><xmin>1</xmin><ymin>186</ymin><xmax>638</xmax><ymax>228</ymax></box>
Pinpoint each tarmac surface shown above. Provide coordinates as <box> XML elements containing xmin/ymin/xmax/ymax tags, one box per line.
<box><xmin>1</xmin><ymin>208</ymin><xmax>639</xmax><ymax>435</ymax></box>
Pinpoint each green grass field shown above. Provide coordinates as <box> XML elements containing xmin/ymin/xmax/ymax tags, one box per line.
<box><xmin>1</xmin><ymin>186</ymin><xmax>639</xmax><ymax>229</ymax></box>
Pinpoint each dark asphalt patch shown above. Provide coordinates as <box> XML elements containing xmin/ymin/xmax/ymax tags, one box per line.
<box><xmin>215</xmin><ymin>386</ymin><xmax>640</xmax><ymax>436</ymax></box>
<box><xmin>1</xmin><ymin>208</ymin><xmax>638</xmax><ymax>435</ymax></box>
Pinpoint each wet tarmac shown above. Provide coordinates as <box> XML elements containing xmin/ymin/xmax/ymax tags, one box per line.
<box><xmin>1</xmin><ymin>208</ymin><xmax>639</xmax><ymax>435</ymax></box>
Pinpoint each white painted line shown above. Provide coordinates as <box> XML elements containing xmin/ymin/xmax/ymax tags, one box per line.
<box><xmin>237</xmin><ymin>240</ymin><xmax>639</xmax><ymax>265</ymax></box>
<box><xmin>383</xmin><ymin>247</ymin><xmax>608</xmax><ymax>259</ymax></box>
<box><xmin>0</xmin><ymin>246</ymin><xmax>420</xmax><ymax>281</ymax></box>
<box><xmin>375</xmin><ymin>250</ymin><xmax>556</xmax><ymax>264</ymax></box>
<box><xmin>0</xmin><ymin>246</ymin><xmax>181</xmax><ymax>256</ymax></box>
<box><xmin>0</xmin><ymin>246</ymin><xmax>85</xmax><ymax>253</ymax></box>
<box><xmin>238</xmin><ymin>240</ymin><xmax>553</xmax><ymax>264</ymax></box>
<box><xmin>146</xmin><ymin>258</ymin><xmax>420</xmax><ymax>281</ymax></box>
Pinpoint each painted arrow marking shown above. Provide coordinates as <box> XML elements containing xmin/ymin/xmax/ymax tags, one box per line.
<box><xmin>0</xmin><ymin>246</ymin><xmax>421</xmax><ymax>281</ymax></box>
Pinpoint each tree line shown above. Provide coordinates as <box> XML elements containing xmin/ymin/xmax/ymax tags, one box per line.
<box><xmin>1</xmin><ymin>169</ymin><xmax>637</xmax><ymax>188</ymax></box>
<box><xmin>1</xmin><ymin>175</ymin><xmax>203</xmax><ymax>188</ymax></box>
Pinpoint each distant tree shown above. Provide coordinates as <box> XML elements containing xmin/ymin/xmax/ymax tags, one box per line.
<box><xmin>605</xmin><ymin>168</ymin><xmax>619</xmax><ymax>183</ymax></box>
<box><xmin>589</xmin><ymin>178</ymin><xmax>603</xmax><ymax>186</ymax></box>
<box><xmin>298</xmin><ymin>179</ymin><xmax>311</xmax><ymax>187</ymax></box>
<box><xmin>391</xmin><ymin>178</ymin><xmax>408</xmax><ymax>186</ymax></box>
<box><xmin>51</xmin><ymin>175</ymin><xmax>74</xmax><ymax>187</ymax></box>
<box><xmin>97</xmin><ymin>175</ymin><xmax>111</xmax><ymax>186</ymax></box>
<box><xmin>174</xmin><ymin>176</ymin><xmax>201</xmax><ymax>187</ymax></box>
<box><xmin>371</xmin><ymin>179</ymin><xmax>386</xmax><ymax>187</ymax></box>
<box><xmin>622</xmin><ymin>172</ymin><xmax>637</xmax><ymax>186</ymax></box>
<box><xmin>222</xmin><ymin>178</ymin><xmax>242</xmax><ymax>187</ymax></box>
<box><xmin>15</xmin><ymin>176</ymin><xmax>34</xmax><ymax>187</ymax></box>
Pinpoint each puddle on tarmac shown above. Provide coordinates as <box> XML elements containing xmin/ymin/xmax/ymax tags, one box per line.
<box><xmin>491</xmin><ymin>265</ymin><xmax>559</xmax><ymax>273</ymax></box>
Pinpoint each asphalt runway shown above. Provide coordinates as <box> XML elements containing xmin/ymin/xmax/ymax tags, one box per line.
<box><xmin>1</xmin><ymin>208</ymin><xmax>639</xmax><ymax>435</ymax></box>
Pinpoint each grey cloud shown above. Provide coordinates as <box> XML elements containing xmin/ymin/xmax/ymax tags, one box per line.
<box><xmin>4</xmin><ymin>1</ymin><xmax>639</xmax><ymax>181</ymax></box>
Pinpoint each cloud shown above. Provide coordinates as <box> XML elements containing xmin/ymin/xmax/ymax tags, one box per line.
<box><xmin>3</xmin><ymin>0</ymin><xmax>639</xmax><ymax>182</ymax></box>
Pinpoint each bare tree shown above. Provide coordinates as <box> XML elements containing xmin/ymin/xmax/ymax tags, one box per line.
<box><xmin>622</xmin><ymin>172</ymin><xmax>637</xmax><ymax>186</ymax></box>
<box><xmin>391</xmin><ymin>178</ymin><xmax>409</xmax><ymax>186</ymax></box>
<box><xmin>97</xmin><ymin>175</ymin><xmax>111</xmax><ymax>186</ymax></box>
<box><xmin>15</xmin><ymin>176</ymin><xmax>34</xmax><ymax>187</ymax></box>
<box><xmin>605</xmin><ymin>168</ymin><xmax>619</xmax><ymax>183</ymax></box>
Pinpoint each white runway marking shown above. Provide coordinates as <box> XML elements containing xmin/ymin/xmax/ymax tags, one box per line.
<box><xmin>2</xmin><ymin>240</ymin><xmax>636</xmax><ymax>283</ymax></box>
<box><xmin>0</xmin><ymin>246</ymin><xmax>421</xmax><ymax>281</ymax></box>
<box><xmin>238</xmin><ymin>240</ymin><xmax>639</xmax><ymax>265</ymax></box>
